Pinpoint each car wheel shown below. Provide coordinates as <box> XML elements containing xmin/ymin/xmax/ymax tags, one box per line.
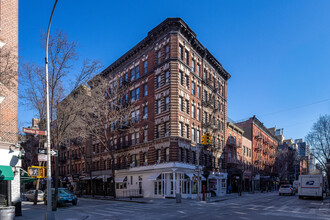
<box><xmin>298</xmin><ymin>196</ymin><xmax>302</xmax><ymax>199</ymax></box>
<box><xmin>72</xmin><ymin>200</ymin><xmax>77</xmax><ymax>206</ymax></box>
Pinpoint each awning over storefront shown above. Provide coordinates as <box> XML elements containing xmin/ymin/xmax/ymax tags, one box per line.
<box><xmin>115</xmin><ymin>176</ymin><xmax>127</xmax><ymax>182</ymax></box>
<box><xmin>148</xmin><ymin>173</ymin><xmax>160</xmax><ymax>181</ymax></box>
<box><xmin>0</xmin><ymin>165</ymin><xmax>14</xmax><ymax>180</ymax></box>
<box><xmin>185</xmin><ymin>173</ymin><xmax>194</xmax><ymax>180</ymax></box>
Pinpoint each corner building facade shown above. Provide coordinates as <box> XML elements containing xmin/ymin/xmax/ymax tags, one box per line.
<box><xmin>65</xmin><ymin>18</ymin><xmax>231</xmax><ymax>198</ymax></box>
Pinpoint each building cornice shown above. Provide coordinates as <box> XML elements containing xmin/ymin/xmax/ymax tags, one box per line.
<box><xmin>100</xmin><ymin>18</ymin><xmax>231</xmax><ymax>81</ymax></box>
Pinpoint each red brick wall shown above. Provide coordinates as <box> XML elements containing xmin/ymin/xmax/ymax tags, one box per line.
<box><xmin>0</xmin><ymin>0</ymin><xmax>18</xmax><ymax>144</ymax></box>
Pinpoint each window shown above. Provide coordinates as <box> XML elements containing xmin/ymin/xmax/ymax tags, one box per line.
<box><xmin>185</xmin><ymin>100</ymin><xmax>189</xmax><ymax>114</ymax></box>
<box><xmin>192</xmin><ymin>60</ymin><xmax>195</xmax><ymax>72</ymax></box>
<box><xmin>143</xmin><ymin>106</ymin><xmax>148</xmax><ymax>119</ymax></box>
<box><xmin>197</xmin><ymin>85</ymin><xmax>200</xmax><ymax>98</ymax></box>
<box><xmin>136</xmin><ymin>110</ymin><xmax>140</xmax><ymax>122</ymax></box>
<box><xmin>221</xmin><ymin>121</ymin><xmax>224</xmax><ymax>131</ymax></box>
<box><xmin>165</xmin><ymin>148</ymin><xmax>170</xmax><ymax>162</ymax></box>
<box><xmin>143</xmin><ymin>128</ymin><xmax>148</xmax><ymax>142</ymax></box>
<box><xmin>165</xmin><ymin>71</ymin><xmax>170</xmax><ymax>84</ymax></box>
<box><xmin>164</xmin><ymin>96</ymin><xmax>170</xmax><ymax>111</ymax></box>
<box><xmin>156</xmin><ymin>75</ymin><xmax>161</xmax><ymax>88</ymax></box>
<box><xmin>204</xmin><ymin>70</ymin><xmax>207</xmax><ymax>80</ymax></box>
<box><xmin>191</xmin><ymin>105</ymin><xmax>195</xmax><ymax>118</ymax></box>
<box><xmin>185</xmin><ymin>50</ymin><xmax>189</xmax><ymax>65</ymax></box>
<box><xmin>165</xmin><ymin>45</ymin><xmax>170</xmax><ymax>59</ymax></box>
<box><xmin>144</xmin><ymin>61</ymin><xmax>148</xmax><ymax>74</ymax></box>
<box><xmin>204</xmin><ymin>90</ymin><xmax>207</xmax><ymax>101</ymax></box>
<box><xmin>179</xmin><ymin>71</ymin><xmax>183</xmax><ymax>85</ymax></box>
<box><xmin>185</xmin><ymin>75</ymin><xmax>189</xmax><ymax>88</ymax></box>
<box><xmin>156</xmin><ymin>100</ymin><xmax>161</xmax><ymax>114</ymax></box>
<box><xmin>221</xmin><ymin>104</ymin><xmax>223</xmax><ymax>113</ymax></box>
<box><xmin>157</xmin><ymin>149</ymin><xmax>161</xmax><ymax>162</ymax></box>
<box><xmin>124</xmin><ymin>73</ymin><xmax>129</xmax><ymax>83</ymax></box>
<box><xmin>204</xmin><ymin>111</ymin><xmax>207</xmax><ymax>124</ymax></box>
<box><xmin>197</xmin><ymin>130</ymin><xmax>200</xmax><ymax>143</ymax></box>
<box><xmin>157</xmin><ymin>50</ymin><xmax>161</xmax><ymax>64</ymax></box>
<box><xmin>197</xmin><ymin>108</ymin><xmax>200</xmax><ymax>121</ymax></box>
<box><xmin>131</xmin><ymin>88</ymin><xmax>139</xmax><ymax>102</ymax></box>
<box><xmin>197</xmin><ymin>64</ymin><xmax>200</xmax><ymax>76</ymax></box>
<box><xmin>192</xmin><ymin>128</ymin><xmax>195</xmax><ymax>142</ymax></box>
<box><xmin>179</xmin><ymin>97</ymin><xmax>183</xmax><ymax>111</ymax></box>
<box><xmin>191</xmin><ymin>82</ymin><xmax>195</xmax><ymax>95</ymax></box>
<box><xmin>179</xmin><ymin>45</ymin><xmax>183</xmax><ymax>60</ymax></box>
<box><xmin>179</xmin><ymin>122</ymin><xmax>183</xmax><ymax>136</ymax></box>
<box><xmin>130</xmin><ymin>66</ymin><xmax>139</xmax><ymax>81</ymax></box>
<box><xmin>143</xmin><ymin>152</ymin><xmax>148</xmax><ymax>163</ymax></box>
<box><xmin>164</xmin><ymin>122</ymin><xmax>169</xmax><ymax>135</ymax></box>
<box><xmin>143</xmin><ymin>83</ymin><xmax>148</xmax><ymax>96</ymax></box>
<box><xmin>185</xmin><ymin>124</ymin><xmax>189</xmax><ymax>138</ymax></box>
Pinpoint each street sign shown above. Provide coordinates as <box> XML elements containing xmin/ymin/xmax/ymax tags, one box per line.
<box><xmin>38</xmin><ymin>148</ymin><xmax>47</xmax><ymax>154</ymax></box>
<box><xmin>23</xmin><ymin>127</ymin><xmax>47</xmax><ymax>136</ymax></box>
<box><xmin>50</xmin><ymin>149</ymin><xmax>58</xmax><ymax>157</ymax></box>
<box><xmin>38</xmin><ymin>154</ymin><xmax>47</xmax><ymax>162</ymax></box>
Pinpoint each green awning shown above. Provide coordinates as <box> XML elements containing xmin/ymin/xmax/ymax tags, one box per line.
<box><xmin>0</xmin><ymin>165</ymin><xmax>14</xmax><ymax>180</ymax></box>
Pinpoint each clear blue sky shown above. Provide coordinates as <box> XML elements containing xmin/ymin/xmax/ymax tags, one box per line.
<box><xmin>19</xmin><ymin>0</ymin><xmax>330</xmax><ymax>140</ymax></box>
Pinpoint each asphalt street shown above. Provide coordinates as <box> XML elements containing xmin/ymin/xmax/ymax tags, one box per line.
<box><xmin>17</xmin><ymin>192</ymin><xmax>330</xmax><ymax>220</ymax></box>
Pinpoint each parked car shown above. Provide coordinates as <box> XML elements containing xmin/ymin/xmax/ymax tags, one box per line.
<box><xmin>279</xmin><ymin>184</ymin><xmax>295</xmax><ymax>196</ymax></box>
<box><xmin>24</xmin><ymin>190</ymin><xmax>44</xmax><ymax>202</ymax></box>
<box><xmin>44</xmin><ymin>188</ymin><xmax>78</xmax><ymax>206</ymax></box>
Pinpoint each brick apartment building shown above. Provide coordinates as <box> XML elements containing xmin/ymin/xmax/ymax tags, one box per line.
<box><xmin>224</xmin><ymin>122</ymin><xmax>252</xmax><ymax>193</ymax></box>
<box><xmin>58</xmin><ymin>18</ymin><xmax>231</xmax><ymax>198</ymax></box>
<box><xmin>0</xmin><ymin>0</ymin><xmax>20</xmax><ymax>213</ymax></box>
<box><xmin>235</xmin><ymin>116</ymin><xmax>279</xmax><ymax>191</ymax></box>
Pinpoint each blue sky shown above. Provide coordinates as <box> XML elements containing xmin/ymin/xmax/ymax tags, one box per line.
<box><xmin>19</xmin><ymin>0</ymin><xmax>330</xmax><ymax>140</ymax></box>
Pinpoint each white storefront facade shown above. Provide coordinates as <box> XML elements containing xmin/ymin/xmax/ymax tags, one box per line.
<box><xmin>115</xmin><ymin>162</ymin><xmax>227</xmax><ymax>199</ymax></box>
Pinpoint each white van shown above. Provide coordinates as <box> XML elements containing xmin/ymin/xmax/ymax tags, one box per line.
<box><xmin>298</xmin><ymin>175</ymin><xmax>324</xmax><ymax>200</ymax></box>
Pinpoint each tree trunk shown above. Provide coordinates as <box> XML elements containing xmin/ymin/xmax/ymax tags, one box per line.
<box><xmin>111</xmin><ymin>155</ymin><xmax>116</xmax><ymax>199</ymax></box>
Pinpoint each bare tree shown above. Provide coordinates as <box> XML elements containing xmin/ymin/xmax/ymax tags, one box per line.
<box><xmin>72</xmin><ymin>74</ymin><xmax>135</xmax><ymax>198</ymax></box>
<box><xmin>20</xmin><ymin>30</ymin><xmax>101</xmax><ymax>206</ymax></box>
<box><xmin>306</xmin><ymin>115</ymin><xmax>330</xmax><ymax>190</ymax></box>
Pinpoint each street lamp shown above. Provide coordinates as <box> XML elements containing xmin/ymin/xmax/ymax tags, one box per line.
<box><xmin>45</xmin><ymin>1</ymin><xmax>58</xmax><ymax>219</ymax></box>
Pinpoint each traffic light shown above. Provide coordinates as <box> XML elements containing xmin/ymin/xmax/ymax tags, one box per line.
<box><xmin>202</xmin><ymin>132</ymin><xmax>212</xmax><ymax>145</ymax></box>
<box><xmin>28</xmin><ymin>166</ymin><xmax>46</xmax><ymax>178</ymax></box>
<box><xmin>206</xmin><ymin>132</ymin><xmax>211</xmax><ymax>145</ymax></box>
<box><xmin>202</xmin><ymin>134</ymin><xmax>207</xmax><ymax>145</ymax></box>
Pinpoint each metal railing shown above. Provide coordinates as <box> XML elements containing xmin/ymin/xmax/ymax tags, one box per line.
<box><xmin>122</xmin><ymin>189</ymin><xmax>143</xmax><ymax>198</ymax></box>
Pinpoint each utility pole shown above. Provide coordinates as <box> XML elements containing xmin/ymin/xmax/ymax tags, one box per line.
<box><xmin>45</xmin><ymin>1</ymin><xmax>59</xmax><ymax>219</ymax></box>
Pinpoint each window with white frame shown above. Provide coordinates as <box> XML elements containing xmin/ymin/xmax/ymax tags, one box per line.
<box><xmin>179</xmin><ymin>122</ymin><xmax>183</xmax><ymax>136</ymax></box>
<box><xmin>165</xmin><ymin>71</ymin><xmax>170</xmax><ymax>84</ymax></box>
<box><xmin>165</xmin><ymin>45</ymin><xmax>170</xmax><ymax>59</ymax></box>
<box><xmin>191</xmin><ymin>81</ymin><xmax>195</xmax><ymax>95</ymax></box>
<box><xmin>143</xmin><ymin>106</ymin><xmax>148</xmax><ymax>119</ymax></box>
<box><xmin>192</xmin><ymin>128</ymin><xmax>195</xmax><ymax>142</ymax></box>
<box><xmin>157</xmin><ymin>50</ymin><xmax>161</xmax><ymax>64</ymax></box>
<box><xmin>197</xmin><ymin>108</ymin><xmax>200</xmax><ymax>121</ymax></box>
<box><xmin>191</xmin><ymin>104</ymin><xmax>195</xmax><ymax>118</ymax></box>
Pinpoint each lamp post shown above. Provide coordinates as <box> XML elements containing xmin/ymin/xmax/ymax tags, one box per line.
<box><xmin>45</xmin><ymin>1</ymin><xmax>58</xmax><ymax>219</ymax></box>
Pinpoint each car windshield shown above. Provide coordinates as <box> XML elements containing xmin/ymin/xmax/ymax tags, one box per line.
<box><xmin>58</xmin><ymin>189</ymin><xmax>73</xmax><ymax>195</ymax></box>
<box><xmin>281</xmin><ymin>185</ymin><xmax>291</xmax><ymax>188</ymax></box>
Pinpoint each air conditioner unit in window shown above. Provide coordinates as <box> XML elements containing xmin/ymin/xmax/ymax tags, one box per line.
<box><xmin>130</xmin><ymin>163</ymin><xmax>135</xmax><ymax>168</ymax></box>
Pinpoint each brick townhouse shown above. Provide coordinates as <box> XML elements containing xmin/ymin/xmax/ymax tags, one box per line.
<box><xmin>235</xmin><ymin>116</ymin><xmax>279</xmax><ymax>191</ymax></box>
<box><xmin>59</xmin><ymin>18</ymin><xmax>231</xmax><ymax>198</ymax></box>
<box><xmin>224</xmin><ymin>121</ymin><xmax>253</xmax><ymax>192</ymax></box>
<box><xmin>0</xmin><ymin>0</ymin><xmax>21</xmax><ymax>214</ymax></box>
